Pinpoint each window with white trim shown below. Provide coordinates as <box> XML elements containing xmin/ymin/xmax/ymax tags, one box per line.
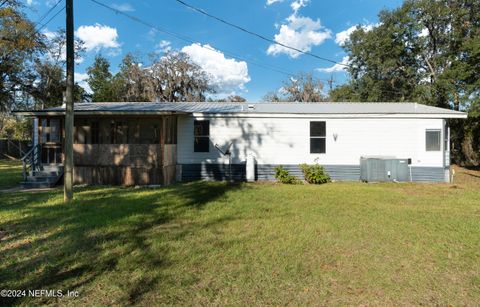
<box><xmin>310</xmin><ymin>121</ymin><xmax>326</xmax><ymax>154</ymax></box>
<box><xmin>426</xmin><ymin>129</ymin><xmax>441</xmax><ymax>151</ymax></box>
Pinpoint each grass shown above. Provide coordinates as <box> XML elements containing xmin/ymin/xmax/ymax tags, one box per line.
<box><xmin>0</xmin><ymin>159</ymin><xmax>22</xmax><ymax>189</ymax></box>
<box><xmin>0</xmin><ymin>161</ymin><xmax>479</xmax><ymax>305</ymax></box>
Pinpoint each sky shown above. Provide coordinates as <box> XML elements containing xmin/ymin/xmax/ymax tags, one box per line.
<box><xmin>24</xmin><ymin>0</ymin><xmax>404</xmax><ymax>101</ymax></box>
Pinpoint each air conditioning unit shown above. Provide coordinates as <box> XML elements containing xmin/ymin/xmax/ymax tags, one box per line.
<box><xmin>360</xmin><ymin>156</ymin><xmax>410</xmax><ymax>182</ymax></box>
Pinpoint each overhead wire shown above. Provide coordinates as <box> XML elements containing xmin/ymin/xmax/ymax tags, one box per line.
<box><xmin>36</xmin><ymin>4</ymin><xmax>65</xmax><ymax>31</ymax></box>
<box><xmin>34</xmin><ymin>0</ymin><xmax>63</xmax><ymax>29</ymax></box>
<box><xmin>173</xmin><ymin>0</ymin><xmax>349</xmax><ymax>68</ymax></box>
<box><xmin>89</xmin><ymin>0</ymin><xmax>338</xmax><ymax>82</ymax></box>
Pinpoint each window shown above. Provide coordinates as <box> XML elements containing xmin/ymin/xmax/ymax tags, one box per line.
<box><xmin>426</xmin><ymin>129</ymin><xmax>441</xmax><ymax>151</ymax></box>
<box><xmin>41</xmin><ymin>119</ymin><xmax>48</xmax><ymax>143</ymax></box>
<box><xmin>194</xmin><ymin>120</ymin><xmax>209</xmax><ymax>152</ymax></box>
<box><xmin>41</xmin><ymin>119</ymin><xmax>61</xmax><ymax>143</ymax></box>
<box><xmin>310</xmin><ymin>121</ymin><xmax>326</xmax><ymax>154</ymax></box>
<box><xmin>49</xmin><ymin>119</ymin><xmax>60</xmax><ymax>142</ymax></box>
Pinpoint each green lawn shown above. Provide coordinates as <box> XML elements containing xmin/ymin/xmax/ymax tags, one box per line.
<box><xmin>0</xmin><ymin>162</ymin><xmax>479</xmax><ymax>305</ymax></box>
<box><xmin>0</xmin><ymin>159</ymin><xmax>22</xmax><ymax>189</ymax></box>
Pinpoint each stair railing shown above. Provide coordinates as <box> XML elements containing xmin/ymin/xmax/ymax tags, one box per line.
<box><xmin>21</xmin><ymin>144</ymin><xmax>42</xmax><ymax>180</ymax></box>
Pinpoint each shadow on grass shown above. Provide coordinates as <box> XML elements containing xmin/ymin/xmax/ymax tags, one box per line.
<box><xmin>465</xmin><ymin>172</ymin><xmax>480</xmax><ymax>179</ymax></box>
<box><xmin>0</xmin><ymin>181</ymin><xmax>245</xmax><ymax>305</ymax></box>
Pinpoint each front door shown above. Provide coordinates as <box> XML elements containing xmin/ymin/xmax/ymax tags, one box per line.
<box><xmin>39</xmin><ymin>118</ymin><xmax>63</xmax><ymax>164</ymax></box>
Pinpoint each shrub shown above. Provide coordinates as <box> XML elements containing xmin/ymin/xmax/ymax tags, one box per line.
<box><xmin>274</xmin><ymin>166</ymin><xmax>298</xmax><ymax>184</ymax></box>
<box><xmin>300</xmin><ymin>163</ymin><xmax>331</xmax><ymax>184</ymax></box>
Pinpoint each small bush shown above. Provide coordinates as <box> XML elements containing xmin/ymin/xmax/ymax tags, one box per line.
<box><xmin>300</xmin><ymin>163</ymin><xmax>331</xmax><ymax>184</ymax></box>
<box><xmin>274</xmin><ymin>166</ymin><xmax>298</xmax><ymax>184</ymax></box>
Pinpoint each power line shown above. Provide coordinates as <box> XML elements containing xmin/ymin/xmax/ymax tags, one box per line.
<box><xmin>37</xmin><ymin>5</ymin><xmax>65</xmax><ymax>32</ymax></box>
<box><xmin>35</xmin><ymin>0</ymin><xmax>63</xmax><ymax>28</ymax></box>
<box><xmin>89</xmin><ymin>0</ymin><xmax>332</xmax><ymax>81</ymax></box>
<box><xmin>173</xmin><ymin>0</ymin><xmax>349</xmax><ymax>68</ymax></box>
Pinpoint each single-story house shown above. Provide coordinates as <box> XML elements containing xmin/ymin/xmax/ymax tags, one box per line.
<box><xmin>15</xmin><ymin>102</ymin><xmax>467</xmax><ymax>187</ymax></box>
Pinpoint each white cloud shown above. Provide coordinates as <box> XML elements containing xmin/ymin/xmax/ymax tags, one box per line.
<box><xmin>155</xmin><ymin>40</ymin><xmax>172</xmax><ymax>54</ymax></box>
<box><xmin>316</xmin><ymin>56</ymin><xmax>349</xmax><ymax>73</ymax></box>
<box><xmin>181</xmin><ymin>43</ymin><xmax>251</xmax><ymax>93</ymax></box>
<box><xmin>335</xmin><ymin>24</ymin><xmax>377</xmax><ymax>46</ymax></box>
<box><xmin>75</xmin><ymin>24</ymin><xmax>120</xmax><ymax>51</ymax></box>
<box><xmin>111</xmin><ymin>3</ymin><xmax>134</xmax><ymax>12</ymax></box>
<box><xmin>26</xmin><ymin>0</ymin><xmax>37</xmax><ymax>6</ymax></box>
<box><xmin>266</xmin><ymin>0</ymin><xmax>284</xmax><ymax>5</ymax></box>
<box><xmin>267</xmin><ymin>14</ymin><xmax>332</xmax><ymax>58</ymax></box>
<box><xmin>75</xmin><ymin>72</ymin><xmax>92</xmax><ymax>94</ymax></box>
<box><xmin>42</xmin><ymin>29</ymin><xmax>56</xmax><ymax>40</ymax></box>
<box><xmin>290</xmin><ymin>0</ymin><xmax>309</xmax><ymax>13</ymax></box>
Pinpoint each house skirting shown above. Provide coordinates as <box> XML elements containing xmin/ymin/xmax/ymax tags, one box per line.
<box><xmin>74</xmin><ymin>166</ymin><xmax>164</xmax><ymax>186</ymax></box>
<box><xmin>179</xmin><ymin>163</ymin><xmax>448</xmax><ymax>183</ymax></box>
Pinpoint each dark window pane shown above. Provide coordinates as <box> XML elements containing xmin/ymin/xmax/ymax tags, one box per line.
<box><xmin>50</xmin><ymin>119</ymin><xmax>60</xmax><ymax>142</ymax></box>
<box><xmin>426</xmin><ymin>130</ymin><xmax>441</xmax><ymax>151</ymax></box>
<box><xmin>91</xmin><ymin>122</ymin><xmax>99</xmax><ymax>144</ymax></box>
<box><xmin>194</xmin><ymin>136</ymin><xmax>209</xmax><ymax>152</ymax></box>
<box><xmin>310</xmin><ymin>121</ymin><xmax>326</xmax><ymax>137</ymax></box>
<box><xmin>310</xmin><ymin>138</ymin><xmax>326</xmax><ymax>153</ymax></box>
<box><xmin>41</xmin><ymin>119</ymin><xmax>48</xmax><ymax>143</ymax></box>
<box><xmin>194</xmin><ymin>120</ymin><xmax>209</xmax><ymax>136</ymax></box>
<box><xmin>115</xmin><ymin>122</ymin><xmax>129</xmax><ymax>144</ymax></box>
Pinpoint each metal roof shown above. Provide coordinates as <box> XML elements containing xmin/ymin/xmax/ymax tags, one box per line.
<box><xmin>14</xmin><ymin>102</ymin><xmax>467</xmax><ymax>118</ymax></box>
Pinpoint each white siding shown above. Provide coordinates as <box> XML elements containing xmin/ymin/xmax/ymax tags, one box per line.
<box><xmin>177</xmin><ymin>115</ymin><xmax>445</xmax><ymax>167</ymax></box>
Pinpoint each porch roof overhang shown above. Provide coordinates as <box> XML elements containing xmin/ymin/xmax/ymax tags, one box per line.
<box><xmin>13</xmin><ymin>110</ymin><xmax>186</xmax><ymax>116</ymax></box>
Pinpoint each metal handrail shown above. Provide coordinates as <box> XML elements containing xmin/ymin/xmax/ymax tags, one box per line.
<box><xmin>20</xmin><ymin>144</ymin><xmax>37</xmax><ymax>162</ymax></box>
<box><xmin>21</xmin><ymin>144</ymin><xmax>41</xmax><ymax>180</ymax></box>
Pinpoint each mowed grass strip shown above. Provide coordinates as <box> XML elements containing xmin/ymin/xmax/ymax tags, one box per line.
<box><xmin>0</xmin><ymin>163</ymin><xmax>479</xmax><ymax>305</ymax></box>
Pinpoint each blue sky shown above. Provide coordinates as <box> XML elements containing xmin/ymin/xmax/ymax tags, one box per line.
<box><xmin>25</xmin><ymin>0</ymin><xmax>403</xmax><ymax>101</ymax></box>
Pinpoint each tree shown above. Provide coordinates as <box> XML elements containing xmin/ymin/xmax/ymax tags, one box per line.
<box><xmin>0</xmin><ymin>1</ymin><xmax>45</xmax><ymax>111</ymax></box>
<box><xmin>109</xmin><ymin>52</ymin><xmax>213</xmax><ymax>102</ymax></box>
<box><xmin>29</xmin><ymin>60</ymin><xmax>64</xmax><ymax>109</ymax></box>
<box><xmin>116</xmin><ymin>53</ymin><xmax>149</xmax><ymax>101</ymax></box>
<box><xmin>263</xmin><ymin>73</ymin><xmax>325</xmax><ymax>102</ymax></box>
<box><xmin>86</xmin><ymin>55</ymin><xmax>118</xmax><ymax>102</ymax></box>
<box><xmin>331</xmin><ymin>0</ymin><xmax>480</xmax><ymax>108</ymax></box>
<box><xmin>213</xmin><ymin>95</ymin><xmax>247</xmax><ymax>102</ymax></box>
<box><xmin>329</xmin><ymin>0</ymin><xmax>480</xmax><ymax>165</ymax></box>
<box><xmin>262</xmin><ymin>91</ymin><xmax>288</xmax><ymax>102</ymax></box>
<box><xmin>145</xmin><ymin>52</ymin><xmax>212</xmax><ymax>102</ymax></box>
<box><xmin>25</xmin><ymin>29</ymin><xmax>87</xmax><ymax>108</ymax></box>
<box><xmin>282</xmin><ymin>73</ymin><xmax>325</xmax><ymax>102</ymax></box>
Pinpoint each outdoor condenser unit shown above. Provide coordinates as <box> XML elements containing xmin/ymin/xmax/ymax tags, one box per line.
<box><xmin>360</xmin><ymin>157</ymin><xmax>410</xmax><ymax>182</ymax></box>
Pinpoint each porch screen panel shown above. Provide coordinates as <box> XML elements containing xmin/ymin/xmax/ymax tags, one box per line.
<box><xmin>140</xmin><ymin>122</ymin><xmax>160</xmax><ymax>144</ymax></box>
<box><xmin>165</xmin><ymin>116</ymin><xmax>177</xmax><ymax>144</ymax></box>
<box><xmin>91</xmin><ymin>122</ymin><xmax>99</xmax><ymax>144</ymax></box>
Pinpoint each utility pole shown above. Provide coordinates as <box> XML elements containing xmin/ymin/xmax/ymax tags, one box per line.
<box><xmin>327</xmin><ymin>75</ymin><xmax>334</xmax><ymax>92</ymax></box>
<box><xmin>64</xmin><ymin>0</ymin><xmax>74</xmax><ymax>202</ymax></box>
